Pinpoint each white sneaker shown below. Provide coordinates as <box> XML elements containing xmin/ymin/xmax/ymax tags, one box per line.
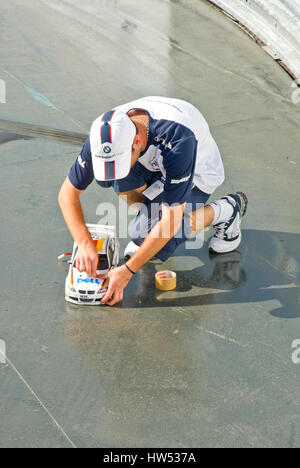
<box><xmin>124</xmin><ymin>241</ymin><xmax>140</xmax><ymax>260</ymax></box>
<box><xmin>209</xmin><ymin>192</ymin><xmax>248</xmax><ymax>254</ymax></box>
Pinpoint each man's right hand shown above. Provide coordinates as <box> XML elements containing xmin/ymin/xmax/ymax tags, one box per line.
<box><xmin>76</xmin><ymin>240</ymin><xmax>98</xmax><ymax>278</ymax></box>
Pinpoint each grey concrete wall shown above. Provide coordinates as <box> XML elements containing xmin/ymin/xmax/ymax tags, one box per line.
<box><xmin>205</xmin><ymin>0</ymin><xmax>300</xmax><ymax>79</ymax></box>
<box><xmin>178</xmin><ymin>0</ymin><xmax>300</xmax><ymax>78</ymax></box>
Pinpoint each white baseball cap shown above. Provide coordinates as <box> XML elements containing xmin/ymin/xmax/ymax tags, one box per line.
<box><xmin>90</xmin><ymin>109</ymin><xmax>136</xmax><ymax>181</ymax></box>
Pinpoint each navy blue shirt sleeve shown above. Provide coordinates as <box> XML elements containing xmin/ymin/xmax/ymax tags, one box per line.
<box><xmin>68</xmin><ymin>137</ymin><xmax>94</xmax><ymax>190</ymax></box>
<box><xmin>162</xmin><ymin>133</ymin><xmax>197</xmax><ymax>206</ymax></box>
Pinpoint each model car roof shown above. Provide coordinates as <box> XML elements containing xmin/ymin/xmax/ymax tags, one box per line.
<box><xmin>87</xmin><ymin>224</ymin><xmax>116</xmax><ymax>239</ymax></box>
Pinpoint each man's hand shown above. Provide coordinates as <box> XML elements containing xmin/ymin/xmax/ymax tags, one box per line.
<box><xmin>76</xmin><ymin>240</ymin><xmax>98</xmax><ymax>278</ymax></box>
<box><xmin>100</xmin><ymin>265</ymin><xmax>133</xmax><ymax>306</ymax></box>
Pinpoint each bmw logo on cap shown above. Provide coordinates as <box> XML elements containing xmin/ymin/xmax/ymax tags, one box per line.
<box><xmin>103</xmin><ymin>145</ymin><xmax>111</xmax><ymax>154</ymax></box>
<box><xmin>99</xmin><ymin>143</ymin><xmax>113</xmax><ymax>159</ymax></box>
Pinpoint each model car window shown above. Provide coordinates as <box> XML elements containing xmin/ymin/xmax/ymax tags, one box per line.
<box><xmin>108</xmin><ymin>241</ymin><xmax>114</xmax><ymax>266</ymax></box>
<box><xmin>73</xmin><ymin>246</ymin><xmax>79</xmax><ymax>267</ymax></box>
<box><xmin>97</xmin><ymin>254</ymin><xmax>109</xmax><ymax>271</ymax></box>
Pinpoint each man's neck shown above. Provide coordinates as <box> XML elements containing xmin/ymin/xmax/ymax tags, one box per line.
<box><xmin>128</xmin><ymin>110</ymin><xmax>149</xmax><ymax>152</ymax></box>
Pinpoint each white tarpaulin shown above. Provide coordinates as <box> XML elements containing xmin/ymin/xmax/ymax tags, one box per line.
<box><xmin>210</xmin><ymin>0</ymin><xmax>300</xmax><ymax>78</ymax></box>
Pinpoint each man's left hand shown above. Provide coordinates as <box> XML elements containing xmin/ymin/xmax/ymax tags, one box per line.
<box><xmin>99</xmin><ymin>265</ymin><xmax>133</xmax><ymax>306</ymax></box>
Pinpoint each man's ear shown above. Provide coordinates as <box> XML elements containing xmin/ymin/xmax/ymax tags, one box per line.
<box><xmin>133</xmin><ymin>134</ymin><xmax>143</xmax><ymax>149</ymax></box>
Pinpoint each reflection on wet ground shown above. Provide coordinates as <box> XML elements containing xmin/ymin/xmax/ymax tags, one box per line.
<box><xmin>102</xmin><ymin>229</ymin><xmax>299</xmax><ymax>319</ymax></box>
<box><xmin>61</xmin><ymin>231</ymin><xmax>300</xmax><ymax>447</ymax></box>
<box><xmin>1</xmin><ymin>0</ymin><xmax>299</xmax><ymax>449</ymax></box>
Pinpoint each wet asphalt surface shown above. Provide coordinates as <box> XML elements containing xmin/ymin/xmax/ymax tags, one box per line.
<box><xmin>0</xmin><ymin>0</ymin><xmax>299</xmax><ymax>448</ymax></box>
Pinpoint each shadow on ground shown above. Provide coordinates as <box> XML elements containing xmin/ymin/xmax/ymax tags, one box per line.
<box><xmin>65</xmin><ymin>229</ymin><xmax>300</xmax><ymax>319</ymax></box>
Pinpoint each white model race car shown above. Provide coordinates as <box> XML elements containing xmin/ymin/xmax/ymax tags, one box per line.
<box><xmin>65</xmin><ymin>224</ymin><xmax>119</xmax><ymax>305</ymax></box>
